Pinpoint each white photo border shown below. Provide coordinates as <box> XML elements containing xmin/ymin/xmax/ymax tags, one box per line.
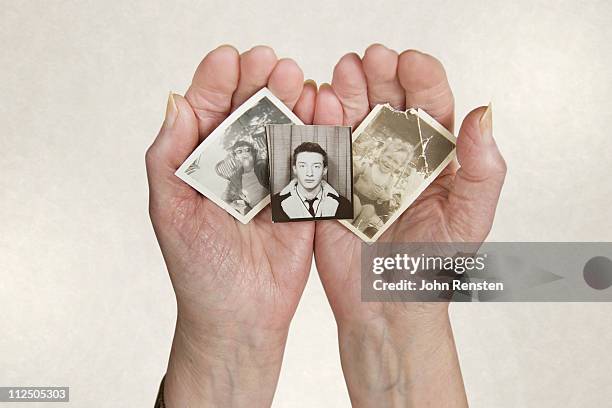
<box><xmin>174</xmin><ymin>87</ymin><xmax>304</xmax><ymax>224</ymax></box>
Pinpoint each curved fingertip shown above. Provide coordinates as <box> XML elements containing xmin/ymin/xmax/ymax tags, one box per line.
<box><xmin>149</xmin><ymin>93</ymin><xmax>199</xmax><ymax>170</ymax></box>
<box><xmin>457</xmin><ymin>105</ymin><xmax>507</xmax><ymax>176</ymax></box>
<box><xmin>231</xmin><ymin>45</ymin><xmax>278</xmax><ymax>108</ymax></box>
<box><xmin>458</xmin><ymin>105</ymin><xmax>498</xmax><ymax>150</ymax></box>
<box><xmin>331</xmin><ymin>53</ymin><xmax>369</xmax><ymax>126</ymax></box>
<box><xmin>268</xmin><ymin>58</ymin><xmax>304</xmax><ymax>109</ymax></box>
<box><xmin>334</xmin><ymin>52</ymin><xmax>363</xmax><ymax>69</ymax></box>
<box><xmin>293</xmin><ymin>80</ymin><xmax>317</xmax><ymax>124</ymax></box>
<box><xmin>191</xmin><ymin>45</ymin><xmax>240</xmax><ymax>94</ymax></box>
<box><xmin>239</xmin><ymin>45</ymin><xmax>278</xmax><ymax>81</ymax></box>
<box><xmin>362</xmin><ymin>44</ymin><xmax>404</xmax><ymax>109</ymax></box>
<box><xmin>304</xmin><ymin>78</ymin><xmax>317</xmax><ymax>88</ymax></box>
<box><xmin>146</xmin><ymin>93</ymin><xmax>200</xmax><ymax>212</ymax></box>
<box><xmin>447</xmin><ymin>104</ymin><xmax>506</xmax><ymax>241</ymax></box>
<box><xmin>398</xmin><ymin>49</ymin><xmax>454</xmax><ymax>131</ymax></box>
<box><xmin>364</xmin><ymin>43</ymin><xmax>388</xmax><ymax>53</ymax></box>
<box><xmin>362</xmin><ymin>44</ymin><xmax>399</xmax><ymax>74</ymax></box>
<box><xmin>247</xmin><ymin>44</ymin><xmax>277</xmax><ymax>61</ymax></box>
<box><xmin>398</xmin><ymin>50</ymin><xmax>446</xmax><ymax>89</ymax></box>
<box><xmin>186</xmin><ymin>46</ymin><xmax>240</xmax><ymax>137</ymax></box>
<box><xmin>215</xmin><ymin>43</ymin><xmax>239</xmax><ymax>53</ymax></box>
<box><xmin>332</xmin><ymin>52</ymin><xmax>367</xmax><ymax>91</ymax></box>
<box><xmin>459</xmin><ymin>105</ymin><xmax>488</xmax><ymax>139</ymax></box>
<box><xmin>363</xmin><ymin>46</ymin><xmax>398</xmax><ymax>85</ymax></box>
<box><xmin>272</xmin><ymin>58</ymin><xmax>305</xmax><ymax>84</ymax></box>
<box><xmin>314</xmin><ymin>84</ymin><xmax>344</xmax><ymax>126</ymax></box>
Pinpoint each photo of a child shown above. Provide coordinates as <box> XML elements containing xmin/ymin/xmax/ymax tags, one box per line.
<box><xmin>340</xmin><ymin>104</ymin><xmax>456</xmax><ymax>242</ymax></box>
<box><xmin>352</xmin><ymin>138</ymin><xmax>420</xmax><ymax>235</ymax></box>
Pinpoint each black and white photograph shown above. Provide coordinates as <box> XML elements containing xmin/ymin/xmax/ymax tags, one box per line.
<box><xmin>175</xmin><ymin>88</ymin><xmax>303</xmax><ymax>223</ymax></box>
<box><xmin>340</xmin><ymin>104</ymin><xmax>457</xmax><ymax>242</ymax></box>
<box><xmin>267</xmin><ymin>125</ymin><xmax>353</xmax><ymax>222</ymax></box>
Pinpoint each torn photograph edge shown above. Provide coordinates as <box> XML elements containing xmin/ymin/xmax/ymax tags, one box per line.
<box><xmin>338</xmin><ymin>104</ymin><xmax>457</xmax><ymax>243</ymax></box>
<box><xmin>174</xmin><ymin>87</ymin><xmax>305</xmax><ymax>224</ymax></box>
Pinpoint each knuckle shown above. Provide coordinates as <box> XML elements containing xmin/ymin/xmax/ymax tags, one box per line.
<box><xmin>495</xmin><ymin>154</ymin><xmax>508</xmax><ymax>175</ymax></box>
<box><xmin>145</xmin><ymin>145</ymin><xmax>159</xmax><ymax>169</ymax></box>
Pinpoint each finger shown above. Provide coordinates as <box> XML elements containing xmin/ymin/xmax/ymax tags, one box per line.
<box><xmin>398</xmin><ymin>50</ymin><xmax>455</xmax><ymax>133</ymax></box>
<box><xmin>185</xmin><ymin>45</ymin><xmax>240</xmax><ymax>140</ymax></box>
<box><xmin>313</xmin><ymin>83</ymin><xmax>344</xmax><ymax>126</ymax></box>
<box><xmin>446</xmin><ymin>105</ymin><xmax>507</xmax><ymax>241</ymax></box>
<box><xmin>145</xmin><ymin>94</ymin><xmax>199</xmax><ymax>207</ymax></box>
<box><xmin>362</xmin><ymin>44</ymin><xmax>405</xmax><ymax>110</ymax></box>
<box><xmin>267</xmin><ymin>58</ymin><xmax>304</xmax><ymax>110</ymax></box>
<box><xmin>312</xmin><ymin>84</ymin><xmax>356</xmax><ymax>250</ymax></box>
<box><xmin>293</xmin><ymin>79</ymin><xmax>317</xmax><ymax>125</ymax></box>
<box><xmin>331</xmin><ymin>53</ymin><xmax>370</xmax><ymax>127</ymax></box>
<box><xmin>231</xmin><ymin>45</ymin><xmax>278</xmax><ymax>110</ymax></box>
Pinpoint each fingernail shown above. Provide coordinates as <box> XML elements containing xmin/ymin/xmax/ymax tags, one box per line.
<box><xmin>479</xmin><ymin>102</ymin><xmax>493</xmax><ymax>139</ymax></box>
<box><xmin>250</xmin><ymin>44</ymin><xmax>272</xmax><ymax>52</ymax></box>
<box><xmin>403</xmin><ymin>48</ymin><xmax>425</xmax><ymax>57</ymax></box>
<box><xmin>320</xmin><ymin>82</ymin><xmax>332</xmax><ymax>90</ymax></box>
<box><xmin>367</xmin><ymin>43</ymin><xmax>388</xmax><ymax>51</ymax></box>
<box><xmin>164</xmin><ymin>92</ymin><xmax>178</xmax><ymax>128</ymax></box>
<box><xmin>216</xmin><ymin>44</ymin><xmax>238</xmax><ymax>52</ymax></box>
<box><xmin>304</xmin><ymin>79</ymin><xmax>317</xmax><ymax>89</ymax></box>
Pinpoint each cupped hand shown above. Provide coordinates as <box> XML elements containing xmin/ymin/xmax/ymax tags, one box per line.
<box><xmin>314</xmin><ymin>44</ymin><xmax>506</xmax><ymax>325</ymax></box>
<box><xmin>145</xmin><ymin>45</ymin><xmax>316</xmax><ymax>407</ymax></box>
<box><xmin>312</xmin><ymin>44</ymin><xmax>506</xmax><ymax>407</ymax></box>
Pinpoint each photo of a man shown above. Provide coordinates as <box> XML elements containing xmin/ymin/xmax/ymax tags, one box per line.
<box><xmin>270</xmin><ymin>140</ymin><xmax>353</xmax><ymax>222</ymax></box>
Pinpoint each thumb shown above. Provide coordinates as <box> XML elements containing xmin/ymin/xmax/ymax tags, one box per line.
<box><xmin>446</xmin><ymin>104</ymin><xmax>507</xmax><ymax>241</ymax></box>
<box><xmin>145</xmin><ymin>93</ymin><xmax>199</xmax><ymax>211</ymax></box>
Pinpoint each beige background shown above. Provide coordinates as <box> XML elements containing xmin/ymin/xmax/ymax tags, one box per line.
<box><xmin>2</xmin><ymin>0</ymin><xmax>612</xmax><ymax>406</ymax></box>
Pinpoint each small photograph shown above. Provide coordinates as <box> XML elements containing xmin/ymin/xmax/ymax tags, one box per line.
<box><xmin>339</xmin><ymin>104</ymin><xmax>457</xmax><ymax>242</ymax></box>
<box><xmin>267</xmin><ymin>124</ymin><xmax>354</xmax><ymax>222</ymax></box>
<box><xmin>175</xmin><ymin>88</ymin><xmax>304</xmax><ymax>223</ymax></box>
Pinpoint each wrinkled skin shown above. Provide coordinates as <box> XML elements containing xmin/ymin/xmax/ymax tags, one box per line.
<box><xmin>145</xmin><ymin>44</ymin><xmax>506</xmax><ymax>407</ymax></box>
<box><xmin>145</xmin><ymin>45</ymin><xmax>318</xmax><ymax>406</ymax></box>
<box><xmin>312</xmin><ymin>45</ymin><xmax>506</xmax><ymax>328</ymax></box>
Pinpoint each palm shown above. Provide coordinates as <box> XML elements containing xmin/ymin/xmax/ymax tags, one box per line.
<box><xmin>154</xmin><ymin>182</ymin><xmax>314</xmax><ymax>330</ymax></box>
<box><xmin>314</xmin><ymin>178</ymin><xmax>454</xmax><ymax>322</ymax></box>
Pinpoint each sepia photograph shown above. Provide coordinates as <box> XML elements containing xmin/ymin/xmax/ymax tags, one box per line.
<box><xmin>175</xmin><ymin>88</ymin><xmax>303</xmax><ymax>223</ymax></box>
<box><xmin>267</xmin><ymin>124</ymin><xmax>353</xmax><ymax>222</ymax></box>
<box><xmin>340</xmin><ymin>104</ymin><xmax>457</xmax><ymax>242</ymax></box>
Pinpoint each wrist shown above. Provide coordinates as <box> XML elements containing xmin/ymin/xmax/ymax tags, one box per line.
<box><xmin>164</xmin><ymin>316</ymin><xmax>288</xmax><ymax>408</ymax></box>
<box><xmin>336</xmin><ymin>309</ymin><xmax>467</xmax><ymax>408</ymax></box>
<box><xmin>337</xmin><ymin>311</ymin><xmax>452</xmax><ymax>380</ymax></box>
<box><xmin>336</xmin><ymin>302</ymin><xmax>450</xmax><ymax>337</ymax></box>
